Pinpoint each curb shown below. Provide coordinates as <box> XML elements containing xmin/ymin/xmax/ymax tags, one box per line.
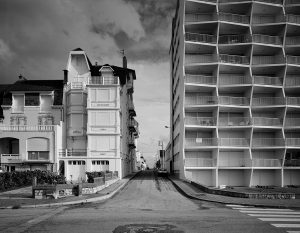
<box><xmin>1</xmin><ymin>171</ymin><xmax>140</xmax><ymax>209</ymax></box>
<box><xmin>168</xmin><ymin>177</ymin><xmax>298</xmax><ymax>209</ymax></box>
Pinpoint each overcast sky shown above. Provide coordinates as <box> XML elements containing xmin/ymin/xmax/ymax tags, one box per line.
<box><xmin>0</xmin><ymin>0</ymin><xmax>176</xmax><ymax>166</ymax></box>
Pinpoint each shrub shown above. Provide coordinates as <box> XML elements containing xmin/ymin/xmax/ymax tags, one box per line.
<box><xmin>86</xmin><ymin>171</ymin><xmax>105</xmax><ymax>183</ymax></box>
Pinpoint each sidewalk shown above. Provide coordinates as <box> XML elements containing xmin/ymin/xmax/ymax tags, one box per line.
<box><xmin>169</xmin><ymin>177</ymin><xmax>300</xmax><ymax>209</ymax></box>
<box><xmin>0</xmin><ymin>172</ymin><xmax>139</xmax><ymax>209</ymax></box>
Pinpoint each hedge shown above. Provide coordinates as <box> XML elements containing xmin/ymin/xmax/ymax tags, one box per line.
<box><xmin>0</xmin><ymin>170</ymin><xmax>66</xmax><ymax>191</ymax></box>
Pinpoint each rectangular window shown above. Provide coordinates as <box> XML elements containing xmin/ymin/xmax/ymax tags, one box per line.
<box><xmin>40</xmin><ymin>95</ymin><xmax>52</xmax><ymax>112</ymax></box>
<box><xmin>90</xmin><ymin>111</ymin><xmax>115</xmax><ymax>126</ymax></box>
<box><xmin>68</xmin><ymin>161</ymin><xmax>72</xmax><ymax>165</ymax></box>
<box><xmin>106</xmin><ymin>161</ymin><xmax>109</xmax><ymax>165</ymax></box>
<box><xmin>90</xmin><ymin>89</ymin><xmax>116</xmax><ymax>102</ymax></box>
<box><xmin>92</xmin><ymin>161</ymin><xmax>95</xmax><ymax>165</ymax></box>
<box><xmin>78</xmin><ymin>161</ymin><xmax>81</xmax><ymax>165</ymax></box>
<box><xmin>28</xmin><ymin>151</ymin><xmax>49</xmax><ymax>160</ymax></box>
<box><xmin>101</xmin><ymin>161</ymin><xmax>105</xmax><ymax>165</ymax></box>
<box><xmin>73</xmin><ymin>161</ymin><xmax>76</xmax><ymax>165</ymax></box>
<box><xmin>82</xmin><ymin>161</ymin><xmax>86</xmax><ymax>165</ymax></box>
<box><xmin>97</xmin><ymin>161</ymin><xmax>100</xmax><ymax>165</ymax></box>
<box><xmin>25</xmin><ymin>93</ymin><xmax>40</xmax><ymax>106</ymax></box>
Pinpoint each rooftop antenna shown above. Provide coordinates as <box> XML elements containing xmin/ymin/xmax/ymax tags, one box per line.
<box><xmin>120</xmin><ymin>49</ymin><xmax>127</xmax><ymax>68</ymax></box>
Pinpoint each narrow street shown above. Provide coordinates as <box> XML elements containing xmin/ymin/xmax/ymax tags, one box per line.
<box><xmin>1</xmin><ymin>171</ymin><xmax>286</xmax><ymax>233</ymax></box>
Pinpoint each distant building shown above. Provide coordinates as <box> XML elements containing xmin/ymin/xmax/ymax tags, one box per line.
<box><xmin>0</xmin><ymin>48</ymin><xmax>139</xmax><ymax>181</ymax></box>
<box><xmin>169</xmin><ymin>0</ymin><xmax>300</xmax><ymax>187</ymax></box>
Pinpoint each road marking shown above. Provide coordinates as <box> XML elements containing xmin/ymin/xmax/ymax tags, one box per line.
<box><xmin>233</xmin><ymin>208</ymin><xmax>294</xmax><ymax>211</ymax></box>
<box><xmin>226</xmin><ymin>204</ymin><xmax>246</xmax><ymax>207</ymax></box>
<box><xmin>249</xmin><ymin>214</ymin><xmax>300</xmax><ymax>218</ymax></box>
<box><xmin>240</xmin><ymin>211</ymin><xmax>300</xmax><ymax>214</ymax></box>
<box><xmin>271</xmin><ymin>224</ymin><xmax>300</xmax><ymax>228</ymax></box>
<box><xmin>287</xmin><ymin>231</ymin><xmax>300</xmax><ymax>233</ymax></box>
<box><xmin>258</xmin><ymin>218</ymin><xmax>300</xmax><ymax>222</ymax></box>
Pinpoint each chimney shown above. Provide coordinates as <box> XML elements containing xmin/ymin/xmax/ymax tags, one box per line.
<box><xmin>63</xmin><ymin>70</ymin><xmax>68</xmax><ymax>84</ymax></box>
<box><xmin>123</xmin><ymin>55</ymin><xmax>127</xmax><ymax>68</ymax></box>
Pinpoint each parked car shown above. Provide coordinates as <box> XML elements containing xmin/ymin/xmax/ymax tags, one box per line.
<box><xmin>157</xmin><ymin>168</ymin><xmax>168</xmax><ymax>177</ymax></box>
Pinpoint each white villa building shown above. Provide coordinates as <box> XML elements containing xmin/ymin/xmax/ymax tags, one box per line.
<box><xmin>0</xmin><ymin>48</ymin><xmax>139</xmax><ymax>182</ymax></box>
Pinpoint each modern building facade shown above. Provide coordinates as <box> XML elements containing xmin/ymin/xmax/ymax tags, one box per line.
<box><xmin>169</xmin><ymin>0</ymin><xmax>300</xmax><ymax>187</ymax></box>
<box><xmin>0</xmin><ymin>48</ymin><xmax>139</xmax><ymax>181</ymax></box>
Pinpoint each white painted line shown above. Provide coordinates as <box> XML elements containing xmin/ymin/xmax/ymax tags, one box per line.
<box><xmin>287</xmin><ymin>231</ymin><xmax>300</xmax><ymax>233</ymax></box>
<box><xmin>233</xmin><ymin>208</ymin><xmax>294</xmax><ymax>211</ymax></box>
<box><xmin>249</xmin><ymin>214</ymin><xmax>300</xmax><ymax>218</ymax></box>
<box><xmin>271</xmin><ymin>224</ymin><xmax>300</xmax><ymax>228</ymax></box>
<box><xmin>258</xmin><ymin>218</ymin><xmax>300</xmax><ymax>222</ymax></box>
<box><xmin>240</xmin><ymin>211</ymin><xmax>300</xmax><ymax>214</ymax></box>
<box><xmin>226</xmin><ymin>204</ymin><xmax>247</xmax><ymax>207</ymax></box>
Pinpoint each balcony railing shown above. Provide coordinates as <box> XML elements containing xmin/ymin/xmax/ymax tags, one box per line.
<box><xmin>252</xmin><ymin>34</ymin><xmax>282</xmax><ymax>45</ymax></box>
<box><xmin>285</xmin><ymin>36</ymin><xmax>300</xmax><ymax>46</ymax></box>
<box><xmin>219</xmin><ymin>158</ymin><xmax>252</xmax><ymax>167</ymax></box>
<box><xmin>219</xmin><ymin>96</ymin><xmax>250</xmax><ymax>106</ymax></box>
<box><xmin>252</xmin><ymin>159</ymin><xmax>281</xmax><ymax>167</ymax></box>
<box><xmin>218</xmin><ymin>75</ymin><xmax>251</xmax><ymax>86</ymax></box>
<box><xmin>59</xmin><ymin>149</ymin><xmax>87</xmax><ymax>157</ymax></box>
<box><xmin>219</xmin><ymin>117</ymin><xmax>251</xmax><ymax>126</ymax></box>
<box><xmin>185</xmin><ymin>33</ymin><xmax>216</xmax><ymax>44</ymax></box>
<box><xmin>285</xmin><ymin>76</ymin><xmax>300</xmax><ymax>87</ymax></box>
<box><xmin>185</xmin><ymin>13</ymin><xmax>216</xmax><ymax>23</ymax></box>
<box><xmin>286</xmin><ymin>55</ymin><xmax>300</xmax><ymax>65</ymax></box>
<box><xmin>185</xmin><ymin>54</ymin><xmax>217</xmax><ymax>64</ymax></box>
<box><xmin>286</xmin><ymin>138</ymin><xmax>300</xmax><ymax>147</ymax></box>
<box><xmin>2</xmin><ymin>98</ymin><xmax>12</xmax><ymax>106</ymax></box>
<box><xmin>219</xmin><ymin>138</ymin><xmax>249</xmax><ymax>147</ymax></box>
<box><xmin>65</xmin><ymin>82</ymin><xmax>85</xmax><ymax>92</ymax></box>
<box><xmin>252</xmin><ymin>97</ymin><xmax>285</xmax><ymax>106</ymax></box>
<box><xmin>185</xmin><ymin>158</ymin><xmax>215</xmax><ymax>167</ymax></box>
<box><xmin>218</xmin><ymin>34</ymin><xmax>251</xmax><ymax>44</ymax></box>
<box><xmin>285</xmin><ymin>0</ymin><xmax>300</xmax><ymax>5</ymax></box>
<box><xmin>0</xmin><ymin>125</ymin><xmax>55</xmax><ymax>132</ymax></box>
<box><xmin>252</xmin><ymin>56</ymin><xmax>285</xmax><ymax>65</ymax></box>
<box><xmin>284</xmin><ymin>159</ymin><xmax>300</xmax><ymax>167</ymax></box>
<box><xmin>254</xmin><ymin>0</ymin><xmax>283</xmax><ymax>4</ymax></box>
<box><xmin>285</xmin><ymin>118</ymin><xmax>300</xmax><ymax>127</ymax></box>
<box><xmin>219</xmin><ymin>12</ymin><xmax>250</xmax><ymax>24</ymax></box>
<box><xmin>1</xmin><ymin>154</ymin><xmax>22</xmax><ymax>164</ymax></box>
<box><xmin>286</xmin><ymin>14</ymin><xmax>300</xmax><ymax>24</ymax></box>
<box><xmin>185</xmin><ymin>117</ymin><xmax>216</xmax><ymax>126</ymax></box>
<box><xmin>88</xmin><ymin>76</ymin><xmax>119</xmax><ymax>85</ymax></box>
<box><xmin>253</xmin><ymin>76</ymin><xmax>283</xmax><ymax>86</ymax></box>
<box><xmin>185</xmin><ymin>74</ymin><xmax>217</xmax><ymax>85</ymax></box>
<box><xmin>252</xmin><ymin>138</ymin><xmax>285</xmax><ymax>147</ymax></box>
<box><xmin>252</xmin><ymin>117</ymin><xmax>282</xmax><ymax>126</ymax></box>
<box><xmin>185</xmin><ymin>138</ymin><xmax>218</xmax><ymax>147</ymax></box>
<box><xmin>252</xmin><ymin>14</ymin><xmax>285</xmax><ymax>24</ymax></box>
<box><xmin>219</xmin><ymin>54</ymin><xmax>250</xmax><ymax>65</ymax></box>
<box><xmin>185</xmin><ymin>95</ymin><xmax>218</xmax><ymax>105</ymax></box>
<box><xmin>28</xmin><ymin>153</ymin><xmax>50</xmax><ymax>161</ymax></box>
<box><xmin>286</xmin><ymin>97</ymin><xmax>300</xmax><ymax>106</ymax></box>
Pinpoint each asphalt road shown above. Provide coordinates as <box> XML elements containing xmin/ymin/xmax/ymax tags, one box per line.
<box><xmin>0</xmin><ymin>170</ymin><xmax>286</xmax><ymax>233</ymax></box>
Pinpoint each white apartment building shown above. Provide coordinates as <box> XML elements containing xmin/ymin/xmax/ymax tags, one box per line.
<box><xmin>0</xmin><ymin>48</ymin><xmax>139</xmax><ymax>181</ymax></box>
<box><xmin>169</xmin><ymin>0</ymin><xmax>300</xmax><ymax>187</ymax></box>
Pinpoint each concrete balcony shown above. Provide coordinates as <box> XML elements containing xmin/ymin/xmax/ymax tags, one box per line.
<box><xmin>129</xmin><ymin>119</ymin><xmax>139</xmax><ymax>135</ymax></box>
<box><xmin>59</xmin><ymin>149</ymin><xmax>87</xmax><ymax>157</ymax></box>
<box><xmin>219</xmin><ymin>117</ymin><xmax>251</xmax><ymax>127</ymax></box>
<box><xmin>0</xmin><ymin>154</ymin><xmax>22</xmax><ymax>164</ymax></box>
<box><xmin>252</xmin><ymin>14</ymin><xmax>285</xmax><ymax>25</ymax></box>
<box><xmin>253</xmin><ymin>76</ymin><xmax>283</xmax><ymax>86</ymax></box>
<box><xmin>286</xmin><ymin>14</ymin><xmax>300</xmax><ymax>24</ymax></box>
<box><xmin>128</xmin><ymin>137</ymin><xmax>136</xmax><ymax>148</ymax></box>
<box><xmin>285</xmin><ymin>36</ymin><xmax>300</xmax><ymax>46</ymax></box>
<box><xmin>252</xmin><ymin>117</ymin><xmax>282</xmax><ymax>127</ymax></box>
<box><xmin>252</xmin><ymin>56</ymin><xmax>285</xmax><ymax>65</ymax></box>
<box><xmin>185</xmin><ymin>158</ymin><xmax>216</xmax><ymax>167</ymax></box>
<box><xmin>219</xmin><ymin>138</ymin><xmax>249</xmax><ymax>147</ymax></box>
<box><xmin>252</xmin><ymin>34</ymin><xmax>282</xmax><ymax>46</ymax></box>
<box><xmin>252</xmin><ymin>138</ymin><xmax>285</xmax><ymax>147</ymax></box>
<box><xmin>218</xmin><ymin>34</ymin><xmax>251</xmax><ymax>44</ymax></box>
<box><xmin>185</xmin><ymin>13</ymin><xmax>217</xmax><ymax>23</ymax></box>
<box><xmin>219</xmin><ymin>54</ymin><xmax>250</xmax><ymax>65</ymax></box>
<box><xmin>128</xmin><ymin>102</ymin><xmax>136</xmax><ymax>117</ymax></box>
<box><xmin>218</xmin><ymin>75</ymin><xmax>252</xmax><ymax>86</ymax></box>
<box><xmin>185</xmin><ymin>117</ymin><xmax>216</xmax><ymax>126</ymax></box>
<box><xmin>219</xmin><ymin>96</ymin><xmax>250</xmax><ymax>106</ymax></box>
<box><xmin>252</xmin><ymin>159</ymin><xmax>282</xmax><ymax>167</ymax></box>
<box><xmin>185</xmin><ymin>138</ymin><xmax>218</xmax><ymax>147</ymax></box>
<box><xmin>87</xmin><ymin>76</ymin><xmax>119</xmax><ymax>85</ymax></box>
<box><xmin>286</xmin><ymin>97</ymin><xmax>300</xmax><ymax>106</ymax></box>
<box><xmin>284</xmin><ymin>159</ymin><xmax>300</xmax><ymax>167</ymax></box>
<box><xmin>285</xmin><ymin>76</ymin><xmax>300</xmax><ymax>87</ymax></box>
<box><xmin>252</xmin><ymin>97</ymin><xmax>285</xmax><ymax>106</ymax></box>
<box><xmin>185</xmin><ymin>54</ymin><xmax>217</xmax><ymax>64</ymax></box>
<box><xmin>185</xmin><ymin>33</ymin><xmax>216</xmax><ymax>44</ymax></box>
<box><xmin>219</xmin><ymin>158</ymin><xmax>252</xmax><ymax>167</ymax></box>
<box><xmin>185</xmin><ymin>96</ymin><xmax>218</xmax><ymax>106</ymax></box>
<box><xmin>0</xmin><ymin>125</ymin><xmax>55</xmax><ymax>132</ymax></box>
<box><xmin>219</xmin><ymin>12</ymin><xmax>250</xmax><ymax>24</ymax></box>
<box><xmin>185</xmin><ymin>74</ymin><xmax>217</xmax><ymax>85</ymax></box>
<box><xmin>286</xmin><ymin>138</ymin><xmax>300</xmax><ymax>147</ymax></box>
<box><xmin>65</xmin><ymin>82</ymin><xmax>85</xmax><ymax>92</ymax></box>
<box><xmin>285</xmin><ymin>118</ymin><xmax>300</xmax><ymax>127</ymax></box>
<box><xmin>286</xmin><ymin>56</ymin><xmax>300</xmax><ymax>65</ymax></box>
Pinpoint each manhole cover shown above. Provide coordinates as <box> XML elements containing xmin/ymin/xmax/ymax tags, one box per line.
<box><xmin>113</xmin><ymin>224</ymin><xmax>184</xmax><ymax>233</ymax></box>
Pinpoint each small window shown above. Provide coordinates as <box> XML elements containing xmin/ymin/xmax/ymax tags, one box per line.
<box><xmin>92</xmin><ymin>161</ymin><xmax>95</xmax><ymax>165</ymax></box>
<box><xmin>82</xmin><ymin>161</ymin><xmax>86</xmax><ymax>165</ymax></box>
<box><xmin>101</xmin><ymin>161</ymin><xmax>105</xmax><ymax>165</ymax></box>
<box><xmin>78</xmin><ymin>161</ymin><xmax>81</xmax><ymax>165</ymax></box>
<box><xmin>106</xmin><ymin>161</ymin><xmax>109</xmax><ymax>165</ymax></box>
<box><xmin>97</xmin><ymin>161</ymin><xmax>100</xmax><ymax>165</ymax></box>
<box><xmin>73</xmin><ymin>161</ymin><xmax>76</xmax><ymax>165</ymax></box>
<box><xmin>25</xmin><ymin>93</ymin><xmax>40</xmax><ymax>106</ymax></box>
<box><xmin>68</xmin><ymin>161</ymin><xmax>72</xmax><ymax>165</ymax></box>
